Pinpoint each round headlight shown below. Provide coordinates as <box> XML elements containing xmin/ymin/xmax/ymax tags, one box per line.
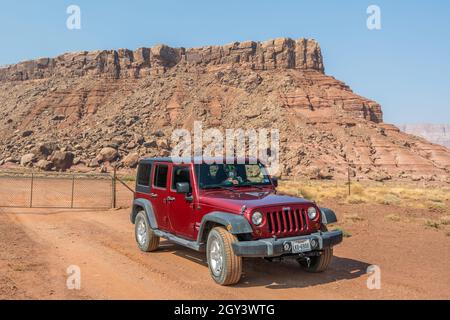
<box><xmin>252</xmin><ymin>211</ymin><xmax>263</xmax><ymax>226</ymax></box>
<box><xmin>307</xmin><ymin>207</ymin><xmax>318</xmax><ymax>220</ymax></box>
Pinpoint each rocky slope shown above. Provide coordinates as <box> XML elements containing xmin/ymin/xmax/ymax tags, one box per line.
<box><xmin>0</xmin><ymin>37</ymin><xmax>449</xmax><ymax>181</ymax></box>
<box><xmin>399</xmin><ymin>124</ymin><xmax>450</xmax><ymax>148</ymax></box>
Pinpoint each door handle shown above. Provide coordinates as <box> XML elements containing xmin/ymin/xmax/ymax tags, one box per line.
<box><xmin>166</xmin><ymin>196</ymin><xmax>175</xmax><ymax>202</ymax></box>
<box><xmin>149</xmin><ymin>193</ymin><xmax>158</xmax><ymax>198</ymax></box>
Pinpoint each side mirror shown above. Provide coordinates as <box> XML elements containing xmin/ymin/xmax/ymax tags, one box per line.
<box><xmin>176</xmin><ymin>182</ymin><xmax>190</xmax><ymax>194</ymax></box>
<box><xmin>271</xmin><ymin>177</ymin><xmax>278</xmax><ymax>188</ymax></box>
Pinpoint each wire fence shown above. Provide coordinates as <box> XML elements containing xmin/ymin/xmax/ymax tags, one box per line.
<box><xmin>0</xmin><ymin>169</ymin><xmax>134</xmax><ymax>209</ymax></box>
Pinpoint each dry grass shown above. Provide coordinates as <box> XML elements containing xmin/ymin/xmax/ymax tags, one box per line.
<box><xmin>278</xmin><ymin>180</ymin><xmax>450</xmax><ymax>211</ymax></box>
<box><xmin>376</xmin><ymin>194</ymin><xmax>401</xmax><ymax>206</ymax></box>
<box><xmin>330</xmin><ymin>226</ymin><xmax>352</xmax><ymax>238</ymax></box>
<box><xmin>424</xmin><ymin>220</ymin><xmax>441</xmax><ymax>230</ymax></box>
<box><xmin>426</xmin><ymin>201</ymin><xmax>447</xmax><ymax>212</ymax></box>
<box><xmin>422</xmin><ymin>216</ymin><xmax>450</xmax><ymax>231</ymax></box>
<box><xmin>440</xmin><ymin>216</ymin><xmax>450</xmax><ymax>226</ymax></box>
<box><xmin>385</xmin><ymin>214</ymin><xmax>401</xmax><ymax>222</ymax></box>
<box><xmin>344</xmin><ymin>213</ymin><xmax>364</xmax><ymax>222</ymax></box>
<box><xmin>345</xmin><ymin>195</ymin><xmax>367</xmax><ymax>204</ymax></box>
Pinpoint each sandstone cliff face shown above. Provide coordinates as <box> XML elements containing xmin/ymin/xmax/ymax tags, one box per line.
<box><xmin>399</xmin><ymin>124</ymin><xmax>450</xmax><ymax>148</ymax></box>
<box><xmin>0</xmin><ymin>38</ymin><xmax>324</xmax><ymax>81</ymax></box>
<box><xmin>0</xmin><ymin>37</ymin><xmax>449</xmax><ymax>181</ymax></box>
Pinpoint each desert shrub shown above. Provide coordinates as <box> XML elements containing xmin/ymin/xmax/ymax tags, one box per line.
<box><xmin>425</xmin><ymin>191</ymin><xmax>447</xmax><ymax>202</ymax></box>
<box><xmin>372</xmin><ymin>186</ymin><xmax>390</xmax><ymax>196</ymax></box>
<box><xmin>425</xmin><ymin>220</ymin><xmax>441</xmax><ymax>229</ymax></box>
<box><xmin>277</xmin><ymin>184</ymin><xmax>298</xmax><ymax>196</ymax></box>
<box><xmin>298</xmin><ymin>187</ymin><xmax>317</xmax><ymax>200</ymax></box>
<box><xmin>331</xmin><ymin>226</ymin><xmax>352</xmax><ymax>238</ymax></box>
<box><xmin>385</xmin><ymin>214</ymin><xmax>401</xmax><ymax>222</ymax></box>
<box><xmin>405</xmin><ymin>202</ymin><xmax>426</xmax><ymax>210</ymax></box>
<box><xmin>377</xmin><ymin>194</ymin><xmax>401</xmax><ymax>206</ymax></box>
<box><xmin>118</xmin><ymin>174</ymin><xmax>136</xmax><ymax>182</ymax></box>
<box><xmin>346</xmin><ymin>195</ymin><xmax>366</xmax><ymax>204</ymax></box>
<box><xmin>350</xmin><ymin>183</ymin><xmax>365</xmax><ymax>196</ymax></box>
<box><xmin>440</xmin><ymin>216</ymin><xmax>450</xmax><ymax>226</ymax></box>
<box><xmin>427</xmin><ymin>201</ymin><xmax>447</xmax><ymax>213</ymax></box>
<box><xmin>344</xmin><ymin>213</ymin><xmax>364</xmax><ymax>222</ymax></box>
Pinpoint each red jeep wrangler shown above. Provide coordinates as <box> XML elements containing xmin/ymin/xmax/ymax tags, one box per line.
<box><xmin>131</xmin><ymin>157</ymin><xmax>343</xmax><ymax>285</ymax></box>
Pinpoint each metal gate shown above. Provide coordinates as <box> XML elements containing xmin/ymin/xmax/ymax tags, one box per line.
<box><xmin>0</xmin><ymin>170</ymin><xmax>121</xmax><ymax>209</ymax></box>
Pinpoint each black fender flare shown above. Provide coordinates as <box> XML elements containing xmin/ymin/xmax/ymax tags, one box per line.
<box><xmin>131</xmin><ymin>198</ymin><xmax>158</xmax><ymax>229</ymax></box>
<box><xmin>320</xmin><ymin>207</ymin><xmax>338</xmax><ymax>225</ymax></box>
<box><xmin>197</xmin><ymin>212</ymin><xmax>253</xmax><ymax>243</ymax></box>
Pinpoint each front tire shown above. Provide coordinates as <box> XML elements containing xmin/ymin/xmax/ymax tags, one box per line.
<box><xmin>135</xmin><ymin>211</ymin><xmax>160</xmax><ymax>252</ymax></box>
<box><xmin>206</xmin><ymin>227</ymin><xmax>242</xmax><ymax>285</ymax></box>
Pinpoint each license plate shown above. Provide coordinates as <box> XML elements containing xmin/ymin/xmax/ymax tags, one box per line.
<box><xmin>291</xmin><ymin>239</ymin><xmax>311</xmax><ymax>253</ymax></box>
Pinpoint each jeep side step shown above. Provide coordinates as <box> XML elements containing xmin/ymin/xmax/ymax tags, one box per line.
<box><xmin>153</xmin><ymin>229</ymin><xmax>205</xmax><ymax>252</ymax></box>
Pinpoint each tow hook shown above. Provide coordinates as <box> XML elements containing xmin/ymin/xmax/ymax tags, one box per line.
<box><xmin>305</xmin><ymin>256</ymin><xmax>311</xmax><ymax>268</ymax></box>
<box><xmin>297</xmin><ymin>253</ymin><xmax>311</xmax><ymax>268</ymax></box>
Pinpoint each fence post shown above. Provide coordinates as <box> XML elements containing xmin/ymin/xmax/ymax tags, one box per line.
<box><xmin>347</xmin><ymin>167</ymin><xmax>351</xmax><ymax>196</ymax></box>
<box><xmin>30</xmin><ymin>173</ymin><xmax>34</xmax><ymax>208</ymax></box>
<box><xmin>112</xmin><ymin>166</ymin><xmax>117</xmax><ymax>209</ymax></box>
<box><xmin>71</xmin><ymin>174</ymin><xmax>75</xmax><ymax>208</ymax></box>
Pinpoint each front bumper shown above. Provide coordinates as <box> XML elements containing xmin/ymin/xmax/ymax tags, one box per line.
<box><xmin>231</xmin><ymin>230</ymin><xmax>343</xmax><ymax>258</ymax></box>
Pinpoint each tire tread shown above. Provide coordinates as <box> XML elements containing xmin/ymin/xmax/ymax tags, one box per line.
<box><xmin>209</xmin><ymin>227</ymin><xmax>242</xmax><ymax>285</ymax></box>
<box><xmin>135</xmin><ymin>211</ymin><xmax>160</xmax><ymax>252</ymax></box>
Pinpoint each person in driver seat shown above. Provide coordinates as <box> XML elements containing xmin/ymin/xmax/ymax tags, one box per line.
<box><xmin>216</xmin><ymin>165</ymin><xmax>243</xmax><ymax>185</ymax></box>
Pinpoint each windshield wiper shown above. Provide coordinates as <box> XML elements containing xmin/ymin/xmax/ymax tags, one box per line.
<box><xmin>203</xmin><ymin>185</ymin><xmax>237</xmax><ymax>193</ymax></box>
<box><xmin>238</xmin><ymin>183</ymin><xmax>267</xmax><ymax>190</ymax></box>
<box><xmin>221</xmin><ymin>186</ymin><xmax>238</xmax><ymax>193</ymax></box>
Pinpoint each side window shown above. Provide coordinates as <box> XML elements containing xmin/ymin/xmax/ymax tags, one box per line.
<box><xmin>153</xmin><ymin>164</ymin><xmax>169</xmax><ymax>189</ymax></box>
<box><xmin>137</xmin><ymin>163</ymin><xmax>152</xmax><ymax>186</ymax></box>
<box><xmin>172</xmin><ymin>166</ymin><xmax>191</xmax><ymax>192</ymax></box>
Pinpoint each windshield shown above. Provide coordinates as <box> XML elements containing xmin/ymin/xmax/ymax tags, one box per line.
<box><xmin>195</xmin><ymin>163</ymin><xmax>272</xmax><ymax>189</ymax></box>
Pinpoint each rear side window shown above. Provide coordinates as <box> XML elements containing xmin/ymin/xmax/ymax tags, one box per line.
<box><xmin>154</xmin><ymin>164</ymin><xmax>169</xmax><ymax>189</ymax></box>
<box><xmin>137</xmin><ymin>163</ymin><xmax>152</xmax><ymax>186</ymax></box>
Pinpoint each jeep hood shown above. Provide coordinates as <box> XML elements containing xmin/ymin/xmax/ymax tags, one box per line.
<box><xmin>199</xmin><ymin>190</ymin><xmax>314</xmax><ymax>213</ymax></box>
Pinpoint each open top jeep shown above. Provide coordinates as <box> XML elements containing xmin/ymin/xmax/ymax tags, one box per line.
<box><xmin>131</xmin><ymin>157</ymin><xmax>343</xmax><ymax>285</ymax></box>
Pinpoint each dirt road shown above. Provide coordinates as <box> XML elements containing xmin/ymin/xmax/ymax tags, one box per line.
<box><xmin>1</xmin><ymin>200</ymin><xmax>449</xmax><ymax>300</ymax></box>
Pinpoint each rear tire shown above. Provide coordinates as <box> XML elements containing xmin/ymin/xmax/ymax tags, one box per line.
<box><xmin>135</xmin><ymin>211</ymin><xmax>160</xmax><ymax>252</ymax></box>
<box><xmin>206</xmin><ymin>227</ymin><xmax>242</xmax><ymax>285</ymax></box>
<box><xmin>298</xmin><ymin>225</ymin><xmax>333</xmax><ymax>272</ymax></box>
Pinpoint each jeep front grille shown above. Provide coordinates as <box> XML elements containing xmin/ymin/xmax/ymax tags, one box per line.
<box><xmin>266</xmin><ymin>209</ymin><xmax>308</xmax><ymax>234</ymax></box>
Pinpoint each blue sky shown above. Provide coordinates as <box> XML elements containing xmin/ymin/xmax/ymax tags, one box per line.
<box><xmin>0</xmin><ymin>0</ymin><xmax>449</xmax><ymax>124</ymax></box>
